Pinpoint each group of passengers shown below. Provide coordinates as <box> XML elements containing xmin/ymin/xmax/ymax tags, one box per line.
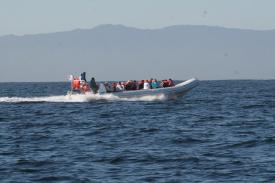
<box><xmin>103</xmin><ymin>78</ymin><xmax>174</xmax><ymax>93</ymax></box>
<box><xmin>71</xmin><ymin>72</ymin><xmax>97</xmax><ymax>94</ymax></box>
<box><xmin>70</xmin><ymin>72</ymin><xmax>175</xmax><ymax>94</ymax></box>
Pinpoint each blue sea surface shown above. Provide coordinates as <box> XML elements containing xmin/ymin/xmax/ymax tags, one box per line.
<box><xmin>0</xmin><ymin>80</ymin><xmax>275</xmax><ymax>182</ymax></box>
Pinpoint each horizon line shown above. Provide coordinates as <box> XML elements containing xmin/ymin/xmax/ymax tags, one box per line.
<box><xmin>1</xmin><ymin>78</ymin><xmax>275</xmax><ymax>83</ymax></box>
<box><xmin>1</xmin><ymin>24</ymin><xmax>275</xmax><ymax>38</ymax></box>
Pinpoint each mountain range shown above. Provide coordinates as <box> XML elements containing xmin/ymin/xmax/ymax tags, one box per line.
<box><xmin>1</xmin><ymin>24</ymin><xmax>275</xmax><ymax>82</ymax></box>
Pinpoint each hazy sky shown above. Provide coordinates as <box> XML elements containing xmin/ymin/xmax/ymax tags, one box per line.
<box><xmin>1</xmin><ymin>0</ymin><xmax>275</xmax><ymax>36</ymax></box>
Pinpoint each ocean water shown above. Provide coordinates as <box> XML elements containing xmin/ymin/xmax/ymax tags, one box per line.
<box><xmin>0</xmin><ymin>80</ymin><xmax>275</xmax><ymax>182</ymax></box>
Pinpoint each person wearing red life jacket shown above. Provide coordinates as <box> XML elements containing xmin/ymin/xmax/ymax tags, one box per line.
<box><xmin>168</xmin><ymin>79</ymin><xmax>175</xmax><ymax>87</ymax></box>
<box><xmin>138</xmin><ymin>80</ymin><xmax>144</xmax><ymax>90</ymax></box>
<box><xmin>161</xmin><ymin>80</ymin><xmax>168</xmax><ymax>88</ymax></box>
<box><xmin>125</xmin><ymin>80</ymin><xmax>131</xmax><ymax>91</ymax></box>
<box><xmin>81</xmin><ymin>82</ymin><xmax>90</xmax><ymax>93</ymax></box>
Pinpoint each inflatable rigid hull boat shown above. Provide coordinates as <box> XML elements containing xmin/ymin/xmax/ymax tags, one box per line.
<box><xmin>103</xmin><ymin>78</ymin><xmax>199</xmax><ymax>99</ymax></box>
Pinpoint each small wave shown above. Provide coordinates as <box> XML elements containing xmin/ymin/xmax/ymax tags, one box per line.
<box><xmin>171</xmin><ymin>137</ymin><xmax>204</xmax><ymax>144</ymax></box>
<box><xmin>226</xmin><ymin>140</ymin><xmax>258</xmax><ymax>148</ymax></box>
<box><xmin>241</xmin><ymin>104</ymin><xmax>265</xmax><ymax>109</ymax></box>
<box><xmin>0</xmin><ymin>95</ymin><xmax>74</xmax><ymax>103</ymax></box>
<box><xmin>35</xmin><ymin>176</ymin><xmax>78</xmax><ymax>182</ymax></box>
<box><xmin>0</xmin><ymin>93</ymin><xmax>166</xmax><ymax>103</ymax></box>
<box><xmin>16</xmin><ymin>159</ymin><xmax>53</xmax><ymax>167</ymax></box>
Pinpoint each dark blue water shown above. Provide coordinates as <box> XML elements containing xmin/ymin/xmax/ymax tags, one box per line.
<box><xmin>1</xmin><ymin>80</ymin><xmax>275</xmax><ymax>182</ymax></box>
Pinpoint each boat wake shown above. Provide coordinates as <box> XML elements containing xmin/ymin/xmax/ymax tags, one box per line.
<box><xmin>0</xmin><ymin>93</ymin><xmax>166</xmax><ymax>103</ymax></box>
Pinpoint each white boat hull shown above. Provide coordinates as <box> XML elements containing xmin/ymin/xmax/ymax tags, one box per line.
<box><xmin>104</xmin><ymin>78</ymin><xmax>199</xmax><ymax>99</ymax></box>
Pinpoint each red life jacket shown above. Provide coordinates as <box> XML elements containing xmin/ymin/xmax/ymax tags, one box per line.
<box><xmin>168</xmin><ymin>80</ymin><xmax>174</xmax><ymax>87</ymax></box>
<box><xmin>82</xmin><ymin>83</ymin><xmax>90</xmax><ymax>93</ymax></box>
<box><xmin>162</xmin><ymin>80</ymin><xmax>169</xmax><ymax>87</ymax></box>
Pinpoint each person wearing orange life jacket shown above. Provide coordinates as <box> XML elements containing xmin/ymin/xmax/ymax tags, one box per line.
<box><xmin>72</xmin><ymin>77</ymin><xmax>81</xmax><ymax>90</ymax></box>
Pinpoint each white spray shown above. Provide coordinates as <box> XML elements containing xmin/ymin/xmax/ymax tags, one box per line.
<box><xmin>0</xmin><ymin>93</ymin><xmax>166</xmax><ymax>103</ymax></box>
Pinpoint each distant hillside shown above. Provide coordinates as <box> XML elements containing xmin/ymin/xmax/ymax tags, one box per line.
<box><xmin>0</xmin><ymin>24</ymin><xmax>275</xmax><ymax>82</ymax></box>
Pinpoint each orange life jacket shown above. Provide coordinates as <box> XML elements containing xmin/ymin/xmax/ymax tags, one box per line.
<box><xmin>72</xmin><ymin>79</ymin><xmax>81</xmax><ymax>90</ymax></box>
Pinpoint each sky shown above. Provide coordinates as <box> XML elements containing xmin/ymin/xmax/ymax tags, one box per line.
<box><xmin>0</xmin><ymin>0</ymin><xmax>275</xmax><ymax>81</ymax></box>
<box><xmin>1</xmin><ymin>0</ymin><xmax>275</xmax><ymax>36</ymax></box>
